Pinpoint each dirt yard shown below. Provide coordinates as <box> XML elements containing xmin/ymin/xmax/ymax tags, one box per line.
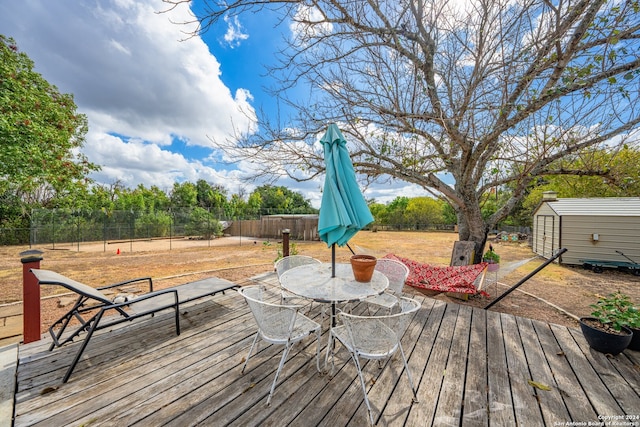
<box><xmin>1</xmin><ymin>231</ymin><xmax>639</xmax><ymax>344</ymax></box>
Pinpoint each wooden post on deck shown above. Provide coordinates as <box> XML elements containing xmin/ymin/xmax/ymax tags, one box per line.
<box><xmin>282</xmin><ymin>229</ymin><xmax>290</xmax><ymax>257</ymax></box>
<box><xmin>20</xmin><ymin>250</ymin><xmax>44</xmax><ymax>344</ymax></box>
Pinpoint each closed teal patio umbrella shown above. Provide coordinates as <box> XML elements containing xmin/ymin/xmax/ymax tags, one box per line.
<box><xmin>318</xmin><ymin>124</ymin><xmax>374</xmax><ymax>276</ymax></box>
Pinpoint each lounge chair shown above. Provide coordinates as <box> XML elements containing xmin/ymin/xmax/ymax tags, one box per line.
<box><xmin>30</xmin><ymin>269</ymin><xmax>210</xmax><ymax>383</ymax></box>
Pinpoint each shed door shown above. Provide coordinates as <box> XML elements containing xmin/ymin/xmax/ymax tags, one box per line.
<box><xmin>536</xmin><ymin>215</ymin><xmax>556</xmax><ymax>259</ymax></box>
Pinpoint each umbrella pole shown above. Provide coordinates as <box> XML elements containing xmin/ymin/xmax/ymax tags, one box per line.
<box><xmin>331</xmin><ymin>244</ymin><xmax>336</xmax><ymax>277</ymax></box>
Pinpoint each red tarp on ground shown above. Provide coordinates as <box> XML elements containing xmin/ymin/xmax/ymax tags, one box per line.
<box><xmin>384</xmin><ymin>254</ymin><xmax>489</xmax><ymax>296</ymax></box>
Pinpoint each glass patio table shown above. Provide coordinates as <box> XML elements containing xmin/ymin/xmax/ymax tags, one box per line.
<box><xmin>278</xmin><ymin>262</ymin><xmax>389</xmax><ymax>327</ymax></box>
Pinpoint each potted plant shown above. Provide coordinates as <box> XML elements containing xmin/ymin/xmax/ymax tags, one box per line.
<box><xmin>616</xmin><ymin>299</ymin><xmax>640</xmax><ymax>351</ymax></box>
<box><xmin>483</xmin><ymin>245</ymin><xmax>500</xmax><ymax>272</ymax></box>
<box><xmin>580</xmin><ymin>291</ymin><xmax>634</xmax><ymax>355</ymax></box>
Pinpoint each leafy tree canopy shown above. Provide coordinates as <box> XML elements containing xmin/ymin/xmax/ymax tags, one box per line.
<box><xmin>196</xmin><ymin>179</ymin><xmax>227</xmax><ymax>209</ymax></box>
<box><xmin>0</xmin><ymin>35</ymin><xmax>97</xmax><ymax>197</ymax></box>
<box><xmin>522</xmin><ymin>146</ymin><xmax>640</xmax><ymax>214</ymax></box>
<box><xmin>251</xmin><ymin>185</ymin><xmax>317</xmax><ymax>214</ymax></box>
<box><xmin>170</xmin><ymin>182</ymin><xmax>198</xmax><ymax>207</ymax></box>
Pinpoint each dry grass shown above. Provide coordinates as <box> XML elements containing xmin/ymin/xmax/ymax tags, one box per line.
<box><xmin>2</xmin><ymin>230</ymin><xmax>639</xmax><ymax>341</ymax></box>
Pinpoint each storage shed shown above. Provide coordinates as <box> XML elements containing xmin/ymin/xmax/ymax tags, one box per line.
<box><xmin>532</xmin><ymin>192</ymin><xmax>640</xmax><ymax>266</ymax></box>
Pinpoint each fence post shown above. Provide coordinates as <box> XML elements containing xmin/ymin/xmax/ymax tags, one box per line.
<box><xmin>282</xmin><ymin>229</ymin><xmax>290</xmax><ymax>257</ymax></box>
<box><xmin>20</xmin><ymin>249</ymin><xmax>44</xmax><ymax>344</ymax></box>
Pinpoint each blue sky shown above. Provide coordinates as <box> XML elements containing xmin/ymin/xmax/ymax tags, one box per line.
<box><xmin>0</xmin><ymin>0</ymin><xmax>429</xmax><ymax>208</ymax></box>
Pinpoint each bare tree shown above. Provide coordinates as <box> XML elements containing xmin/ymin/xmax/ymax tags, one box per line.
<box><xmin>162</xmin><ymin>0</ymin><xmax>640</xmax><ymax>259</ymax></box>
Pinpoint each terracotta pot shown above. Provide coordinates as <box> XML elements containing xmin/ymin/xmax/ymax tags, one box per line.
<box><xmin>350</xmin><ymin>255</ymin><xmax>377</xmax><ymax>282</ymax></box>
<box><xmin>579</xmin><ymin>317</ymin><xmax>633</xmax><ymax>355</ymax></box>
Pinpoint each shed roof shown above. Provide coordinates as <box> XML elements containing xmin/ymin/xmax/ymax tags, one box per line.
<box><xmin>542</xmin><ymin>197</ymin><xmax>640</xmax><ymax>216</ymax></box>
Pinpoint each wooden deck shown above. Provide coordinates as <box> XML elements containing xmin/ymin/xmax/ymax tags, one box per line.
<box><xmin>10</xmin><ymin>272</ymin><xmax>640</xmax><ymax>426</ymax></box>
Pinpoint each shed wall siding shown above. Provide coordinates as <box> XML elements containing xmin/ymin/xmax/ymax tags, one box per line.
<box><xmin>559</xmin><ymin>216</ymin><xmax>640</xmax><ymax>265</ymax></box>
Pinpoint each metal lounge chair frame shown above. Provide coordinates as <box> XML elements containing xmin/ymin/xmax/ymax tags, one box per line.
<box><xmin>238</xmin><ymin>285</ymin><xmax>321</xmax><ymax>406</ymax></box>
<box><xmin>30</xmin><ymin>268</ymin><xmax>181</xmax><ymax>383</ymax></box>
<box><xmin>325</xmin><ymin>297</ymin><xmax>421</xmax><ymax>425</ymax></box>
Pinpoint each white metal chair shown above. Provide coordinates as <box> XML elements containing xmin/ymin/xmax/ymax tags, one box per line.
<box><xmin>274</xmin><ymin>255</ymin><xmax>322</xmax><ymax>312</ymax></box>
<box><xmin>325</xmin><ymin>297</ymin><xmax>420</xmax><ymax>425</ymax></box>
<box><xmin>362</xmin><ymin>258</ymin><xmax>410</xmax><ymax>314</ymax></box>
<box><xmin>238</xmin><ymin>285</ymin><xmax>321</xmax><ymax>406</ymax></box>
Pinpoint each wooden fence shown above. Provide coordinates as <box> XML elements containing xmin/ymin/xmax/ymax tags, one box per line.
<box><xmin>225</xmin><ymin>216</ymin><xmax>319</xmax><ymax>241</ymax></box>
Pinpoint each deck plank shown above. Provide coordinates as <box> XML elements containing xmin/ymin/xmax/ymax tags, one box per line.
<box><xmin>550</xmin><ymin>324</ymin><xmax>627</xmax><ymax>416</ymax></box>
<box><xmin>432</xmin><ymin>301</ymin><xmax>471</xmax><ymax>425</ymax></box>
<box><xmin>152</xmin><ymin>326</ymin><xmax>311</xmax><ymax>425</ymax></box>
<box><xmin>461</xmin><ymin>308</ymin><xmax>488</xmax><ymax>427</ymax></box>
<box><xmin>608</xmin><ymin>353</ymin><xmax>640</xmax><ymax>397</ymax></box>
<box><xmin>531</xmin><ymin>318</ymin><xmax>599</xmax><ymax>421</ymax></box>
<box><xmin>501</xmin><ymin>313</ymin><xmax>545</xmax><ymax>426</ymax></box>
<box><xmin>404</xmin><ymin>302</ymin><xmax>458</xmax><ymax>426</ymax></box>
<box><xmin>10</xmin><ymin>272</ymin><xmax>640</xmax><ymax>427</ymax></box>
<box><xmin>94</xmin><ymin>311</ymin><xmax>255</xmax><ymax>425</ymax></box>
<box><xmin>566</xmin><ymin>326</ymin><xmax>640</xmax><ymax>415</ymax></box>
<box><xmin>486</xmin><ymin>310</ymin><xmax>516</xmax><ymax>426</ymax></box>
<box><xmin>516</xmin><ymin>316</ymin><xmax>570</xmax><ymax>425</ymax></box>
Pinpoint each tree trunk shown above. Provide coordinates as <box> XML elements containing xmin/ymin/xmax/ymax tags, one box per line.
<box><xmin>456</xmin><ymin>205</ymin><xmax>489</xmax><ymax>264</ymax></box>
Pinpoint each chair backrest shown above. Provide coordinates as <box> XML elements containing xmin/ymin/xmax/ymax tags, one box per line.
<box><xmin>238</xmin><ymin>285</ymin><xmax>301</xmax><ymax>340</ymax></box>
<box><xmin>274</xmin><ymin>255</ymin><xmax>321</xmax><ymax>278</ymax></box>
<box><xmin>30</xmin><ymin>269</ymin><xmax>112</xmax><ymax>304</ymax></box>
<box><xmin>338</xmin><ymin>297</ymin><xmax>420</xmax><ymax>356</ymax></box>
<box><xmin>375</xmin><ymin>258</ymin><xmax>410</xmax><ymax>294</ymax></box>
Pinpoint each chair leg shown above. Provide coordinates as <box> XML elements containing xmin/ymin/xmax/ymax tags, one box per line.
<box><xmin>324</xmin><ymin>330</ymin><xmax>336</xmax><ymax>375</ymax></box>
<box><xmin>242</xmin><ymin>332</ymin><xmax>260</xmax><ymax>374</ymax></box>
<box><xmin>398</xmin><ymin>343</ymin><xmax>418</xmax><ymax>403</ymax></box>
<box><xmin>62</xmin><ymin>309</ymin><xmax>103</xmax><ymax>383</ymax></box>
<box><xmin>351</xmin><ymin>352</ymin><xmax>375</xmax><ymax>426</ymax></box>
<box><xmin>267</xmin><ymin>342</ymin><xmax>292</xmax><ymax>406</ymax></box>
<box><xmin>314</xmin><ymin>329</ymin><xmax>321</xmax><ymax>372</ymax></box>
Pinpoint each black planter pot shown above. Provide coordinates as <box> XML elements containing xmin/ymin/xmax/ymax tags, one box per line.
<box><xmin>628</xmin><ymin>327</ymin><xmax>640</xmax><ymax>351</ymax></box>
<box><xmin>579</xmin><ymin>317</ymin><xmax>633</xmax><ymax>355</ymax></box>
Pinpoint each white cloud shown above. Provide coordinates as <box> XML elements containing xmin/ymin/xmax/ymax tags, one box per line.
<box><xmin>223</xmin><ymin>15</ymin><xmax>249</xmax><ymax>47</ymax></box>
<box><xmin>0</xmin><ymin>0</ymin><xmax>257</xmax><ymax>191</ymax></box>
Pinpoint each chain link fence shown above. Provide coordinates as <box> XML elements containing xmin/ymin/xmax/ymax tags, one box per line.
<box><xmin>8</xmin><ymin>209</ymin><xmax>320</xmax><ymax>252</ymax></box>
<box><xmin>23</xmin><ymin>208</ymin><xmax>233</xmax><ymax>251</ymax></box>
<box><xmin>0</xmin><ymin>207</ymin><xmax>527</xmax><ymax>251</ymax></box>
